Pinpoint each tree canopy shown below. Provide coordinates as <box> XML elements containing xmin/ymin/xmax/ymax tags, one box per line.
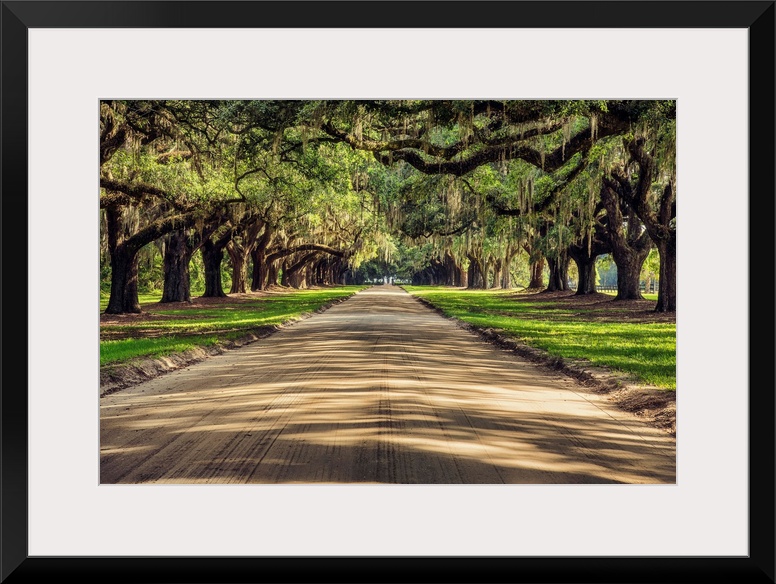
<box><xmin>100</xmin><ymin>99</ymin><xmax>677</xmax><ymax>313</ymax></box>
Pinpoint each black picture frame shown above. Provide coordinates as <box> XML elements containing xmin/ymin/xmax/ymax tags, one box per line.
<box><xmin>2</xmin><ymin>2</ymin><xmax>774</xmax><ymax>583</ymax></box>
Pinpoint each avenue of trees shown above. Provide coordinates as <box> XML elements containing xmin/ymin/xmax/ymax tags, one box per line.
<box><xmin>100</xmin><ymin>99</ymin><xmax>676</xmax><ymax>314</ymax></box>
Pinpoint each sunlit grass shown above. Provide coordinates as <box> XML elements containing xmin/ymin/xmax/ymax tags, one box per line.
<box><xmin>601</xmin><ymin>290</ymin><xmax>659</xmax><ymax>302</ymax></box>
<box><xmin>101</xmin><ymin>335</ymin><xmax>222</xmax><ymax>366</ymax></box>
<box><xmin>404</xmin><ymin>286</ymin><xmax>675</xmax><ymax>391</ymax></box>
<box><xmin>100</xmin><ymin>291</ymin><xmax>162</xmax><ymax>312</ymax></box>
<box><xmin>100</xmin><ymin>286</ymin><xmax>366</xmax><ymax>366</ymax></box>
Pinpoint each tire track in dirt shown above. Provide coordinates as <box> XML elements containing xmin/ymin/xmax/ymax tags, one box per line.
<box><xmin>394</xmin><ymin>293</ymin><xmax>674</xmax><ymax>483</ymax></box>
<box><xmin>101</xmin><ymin>307</ymin><xmax>365</xmax><ymax>483</ymax></box>
<box><xmin>101</xmin><ymin>285</ymin><xmax>675</xmax><ymax>484</ymax></box>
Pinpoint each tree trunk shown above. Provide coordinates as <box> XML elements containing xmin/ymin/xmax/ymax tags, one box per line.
<box><xmin>251</xmin><ymin>249</ymin><xmax>270</xmax><ymax>291</ymax></box>
<box><xmin>102</xmin><ymin>199</ymin><xmax>201</xmax><ymax>313</ymax></box>
<box><xmin>339</xmin><ymin>265</ymin><xmax>350</xmax><ymax>285</ymax></box>
<box><xmin>501</xmin><ymin>264</ymin><xmax>511</xmax><ymax>290</ymax></box>
<box><xmin>250</xmin><ymin>225</ymin><xmax>273</xmax><ymax>291</ymax></box>
<box><xmin>161</xmin><ymin>230</ymin><xmax>193</xmax><ymax>303</ymax></box>
<box><xmin>201</xmin><ymin>239</ymin><xmax>227</xmax><ymax>298</ymax></box>
<box><xmin>264</xmin><ymin>242</ymin><xmax>345</xmax><ymax>289</ymax></box>
<box><xmin>466</xmin><ymin>253</ymin><xmax>486</xmax><ymax>289</ymax></box>
<box><xmin>602</xmin><ymin>142</ymin><xmax>675</xmax><ymax>310</ymax></box>
<box><xmin>528</xmin><ymin>257</ymin><xmax>545</xmax><ymax>289</ymax></box>
<box><xmin>600</xmin><ymin>184</ymin><xmax>652</xmax><ymax>300</ymax></box>
<box><xmin>227</xmin><ymin>241</ymin><xmax>249</xmax><ymax>294</ymax></box>
<box><xmin>283</xmin><ymin>253</ymin><xmax>318</xmax><ymax>288</ymax></box>
<box><xmin>572</xmin><ymin>254</ymin><xmax>597</xmax><ymax>295</ymax></box>
<box><xmin>522</xmin><ymin>239</ymin><xmax>546</xmax><ymax>290</ymax></box>
<box><xmin>545</xmin><ymin>254</ymin><xmax>569</xmax><ymax>292</ymax></box>
<box><xmin>452</xmin><ymin>255</ymin><xmax>464</xmax><ymax>286</ymax></box>
<box><xmin>643</xmin><ymin>182</ymin><xmax>676</xmax><ymax>312</ymax></box>
<box><xmin>568</xmin><ymin>234</ymin><xmax>609</xmax><ymax>296</ymax></box>
<box><xmin>605</xmin><ymin>234</ymin><xmax>650</xmax><ymax>300</ymax></box>
<box><xmin>267</xmin><ymin>261</ymin><xmax>280</xmax><ymax>288</ymax></box>
<box><xmin>492</xmin><ymin>258</ymin><xmax>502</xmax><ymax>290</ymax></box>
<box><xmin>104</xmin><ymin>206</ymin><xmax>141</xmax><ymax>314</ymax></box>
<box><xmin>614</xmin><ymin>252</ymin><xmax>645</xmax><ymax>299</ymax></box>
<box><xmin>654</xmin><ymin>236</ymin><xmax>676</xmax><ymax>312</ymax></box>
<box><xmin>315</xmin><ymin>257</ymin><xmax>333</xmax><ymax>286</ymax></box>
<box><xmin>501</xmin><ymin>246</ymin><xmax>518</xmax><ymax>289</ymax></box>
<box><xmin>226</xmin><ymin>218</ymin><xmax>263</xmax><ymax>294</ymax></box>
<box><xmin>482</xmin><ymin>258</ymin><xmax>492</xmax><ymax>289</ymax></box>
<box><xmin>454</xmin><ymin>266</ymin><xmax>464</xmax><ymax>287</ymax></box>
<box><xmin>313</xmin><ymin>258</ymin><xmax>325</xmax><ymax>286</ymax></box>
<box><xmin>279</xmin><ymin>259</ymin><xmax>289</xmax><ymax>287</ymax></box>
<box><xmin>325</xmin><ymin>258</ymin><xmax>345</xmax><ymax>286</ymax></box>
<box><xmin>336</xmin><ymin>261</ymin><xmax>348</xmax><ymax>285</ymax></box>
<box><xmin>283</xmin><ymin>270</ymin><xmax>298</xmax><ymax>288</ymax></box>
<box><xmin>105</xmin><ymin>244</ymin><xmax>141</xmax><ymax>313</ymax></box>
<box><xmin>443</xmin><ymin>252</ymin><xmax>462</xmax><ymax>286</ymax></box>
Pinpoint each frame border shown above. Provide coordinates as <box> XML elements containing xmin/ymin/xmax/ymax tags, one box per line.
<box><xmin>2</xmin><ymin>2</ymin><xmax>774</xmax><ymax>582</ymax></box>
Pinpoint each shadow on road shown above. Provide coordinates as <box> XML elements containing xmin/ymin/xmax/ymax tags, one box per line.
<box><xmin>101</xmin><ymin>286</ymin><xmax>676</xmax><ymax>484</ymax></box>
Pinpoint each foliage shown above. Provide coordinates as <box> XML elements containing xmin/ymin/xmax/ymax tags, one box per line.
<box><xmin>100</xmin><ymin>99</ymin><xmax>676</xmax><ymax>313</ymax></box>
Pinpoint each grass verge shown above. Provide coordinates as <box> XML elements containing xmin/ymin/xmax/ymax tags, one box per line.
<box><xmin>403</xmin><ymin>286</ymin><xmax>675</xmax><ymax>391</ymax></box>
<box><xmin>100</xmin><ymin>291</ymin><xmax>163</xmax><ymax>312</ymax></box>
<box><xmin>100</xmin><ymin>286</ymin><xmax>366</xmax><ymax>366</ymax></box>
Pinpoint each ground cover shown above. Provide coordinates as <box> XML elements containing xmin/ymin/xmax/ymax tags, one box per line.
<box><xmin>403</xmin><ymin>286</ymin><xmax>676</xmax><ymax>391</ymax></box>
<box><xmin>100</xmin><ymin>286</ymin><xmax>366</xmax><ymax>366</ymax></box>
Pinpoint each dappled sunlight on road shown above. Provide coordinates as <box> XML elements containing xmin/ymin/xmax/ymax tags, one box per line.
<box><xmin>101</xmin><ymin>285</ymin><xmax>675</xmax><ymax>484</ymax></box>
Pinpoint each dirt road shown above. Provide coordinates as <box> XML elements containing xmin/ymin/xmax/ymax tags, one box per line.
<box><xmin>100</xmin><ymin>285</ymin><xmax>675</xmax><ymax>484</ymax></box>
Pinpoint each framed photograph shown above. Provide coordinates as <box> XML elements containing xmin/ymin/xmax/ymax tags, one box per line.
<box><xmin>3</xmin><ymin>1</ymin><xmax>773</xmax><ymax>582</ymax></box>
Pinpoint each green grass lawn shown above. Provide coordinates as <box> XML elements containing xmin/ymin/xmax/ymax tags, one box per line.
<box><xmin>100</xmin><ymin>286</ymin><xmax>366</xmax><ymax>366</ymax></box>
<box><xmin>601</xmin><ymin>290</ymin><xmax>658</xmax><ymax>302</ymax></box>
<box><xmin>100</xmin><ymin>290</ymin><xmax>163</xmax><ymax>312</ymax></box>
<box><xmin>403</xmin><ymin>286</ymin><xmax>675</xmax><ymax>391</ymax></box>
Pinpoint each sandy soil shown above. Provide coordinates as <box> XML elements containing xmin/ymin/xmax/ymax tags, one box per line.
<box><xmin>100</xmin><ymin>285</ymin><xmax>676</xmax><ymax>484</ymax></box>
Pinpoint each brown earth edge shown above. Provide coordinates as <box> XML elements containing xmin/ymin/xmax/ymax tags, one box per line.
<box><xmin>99</xmin><ymin>294</ymin><xmax>353</xmax><ymax>398</ymax></box>
<box><xmin>408</xmin><ymin>293</ymin><xmax>676</xmax><ymax>438</ymax></box>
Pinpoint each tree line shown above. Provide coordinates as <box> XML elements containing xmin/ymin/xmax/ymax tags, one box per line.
<box><xmin>100</xmin><ymin>100</ymin><xmax>676</xmax><ymax>314</ymax></box>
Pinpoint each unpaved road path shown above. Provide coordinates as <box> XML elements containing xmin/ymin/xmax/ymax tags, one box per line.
<box><xmin>100</xmin><ymin>285</ymin><xmax>675</xmax><ymax>484</ymax></box>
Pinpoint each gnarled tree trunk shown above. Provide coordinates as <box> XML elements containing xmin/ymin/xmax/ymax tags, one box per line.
<box><xmin>491</xmin><ymin>258</ymin><xmax>503</xmax><ymax>290</ymax></box>
<box><xmin>568</xmin><ymin>231</ymin><xmax>610</xmax><ymax>296</ymax></box>
<box><xmin>282</xmin><ymin>252</ymin><xmax>318</xmax><ymax>288</ymax></box>
<box><xmin>500</xmin><ymin>245</ymin><xmax>519</xmax><ymax>289</ymax></box>
<box><xmin>482</xmin><ymin>257</ymin><xmax>492</xmax><ymax>289</ymax></box>
<box><xmin>443</xmin><ymin>251</ymin><xmax>463</xmax><ymax>287</ymax></box>
<box><xmin>106</xmin><ymin>244</ymin><xmax>141</xmax><ymax>314</ymax></box>
<box><xmin>201</xmin><ymin>238</ymin><xmax>228</xmax><ymax>298</ymax></box>
<box><xmin>250</xmin><ymin>224</ymin><xmax>274</xmax><ymax>291</ymax></box>
<box><xmin>571</xmin><ymin>253</ymin><xmax>597</xmax><ymax>295</ymax></box>
<box><xmin>227</xmin><ymin>241</ymin><xmax>249</xmax><ymax>294</ymax></box>
<box><xmin>266</xmin><ymin>261</ymin><xmax>280</xmax><ymax>288</ymax></box>
<box><xmin>161</xmin><ymin>230</ymin><xmax>196</xmax><ymax>303</ymax></box>
<box><xmin>528</xmin><ymin>258</ymin><xmax>545</xmax><ymax>289</ymax></box>
<box><xmin>523</xmin><ymin>241</ymin><xmax>545</xmax><ymax>289</ymax></box>
<box><xmin>603</xmin><ymin>140</ymin><xmax>676</xmax><ymax>311</ymax></box>
<box><xmin>103</xmin><ymin>205</ymin><xmax>197</xmax><ymax>314</ymax></box>
<box><xmin>642</xmin><ymin>182</ymin><xmax>676</xmax><ymax>312</ymax></box>
<box><xmin>613</xmin><ymin>251</ymin><xmax>646</xmax><ymax>299</ymax></box>
<box><xmin>600</xmin><ymin>184</ymin><xmax>651</xmax><ymax>300</ymax></box>
<box><xmin>227</xmin><ymin>218</ymin><xmax>264</xmax><ymax>294</ymax></box>
<box><xmin>466</xmin><ymin>253</ymin><xmax>486</xmax><ymax>289</ymax></box>
<box><xmin>545</xmin><ymin>254</ymin><xmax>570</xmax><ymax>292</ymax></box>
<box><xmin>654</xmin><ymin>235</ymin><xmax>676</xmax><ymax>311</ymax></box>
